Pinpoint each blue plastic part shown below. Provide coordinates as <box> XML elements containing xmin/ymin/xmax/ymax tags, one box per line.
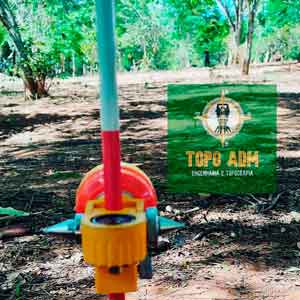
<box><xmin>159</xmin><ymin>216</ymin><xmax>185</xmax><ymax>230</ymax></box>
<box><xmin>43</xmin><ymin>214</ymin><xmax>184</xmax><ymax>234</ymax></box>
<box><xmin>146</xmin><ymin>207</ymin><xmax>159</xmax><ymax>249</ymax></box>
<box><xmin>95</xmin><ymin>0</ymin><xmax>119</xmax><ymax>131</ymax></box>
<box><xmin>139</xmin><ymin>254</ymin><xmax>153</xmax><ymax>279</ymax></box>
<box><xmin>73</xmin><ymin>213</ymin><xmax>83</xmax><ymax>231</ymax></box>
<box><xmin>140</xmin><ymin>207</ymin><xmax>158</xmax><ymax>279</ymax></box>
<box><xmin>42</xmin><ymin>219</ymin><xmax>77</xmax><ymax>234</ymax></box>
<box><xmin>42</xmin><ymin>214</ymin><xmax>83</xmax><ymax>234</ymax></box>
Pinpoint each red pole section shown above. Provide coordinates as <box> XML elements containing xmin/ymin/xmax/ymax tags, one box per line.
<box><xmin>102</xmin><ymin>131</ymin><xmax>124</xmax><ymax>300</ymax></box>
<box><xmin>109</xmin><ymin>293</ymin><xmax>126</xmax><ymax>300</ymax></box>
<box><xmin>102</xmin><ymin>131</ymin><xmax>122</xmax><ymax>211</ymax></box>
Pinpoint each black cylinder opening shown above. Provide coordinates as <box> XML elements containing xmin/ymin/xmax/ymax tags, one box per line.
<box><xmin>91</xmin><ymin>214</ymin><xmax>136</xmax><ymax>225</ymax></box>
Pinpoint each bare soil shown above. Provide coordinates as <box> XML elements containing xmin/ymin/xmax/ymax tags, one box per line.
<box><xmin>0</xmin><ymin>65</ymin><xmax>300</xmax><ymax>300</ymax></box>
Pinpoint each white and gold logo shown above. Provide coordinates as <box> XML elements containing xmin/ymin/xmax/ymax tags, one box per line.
<box><xmin>194</xmin><ymin>90</ymin><xmax>251</xmax><ymax>147</ymax></box>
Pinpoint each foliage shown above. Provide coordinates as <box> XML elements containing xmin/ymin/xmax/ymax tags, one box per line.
<box><xmin>0</xmin><ymin>207</ymin><xmax>29</xmax><ymax>217</ymax></box>
<box><xmin>0</xmin><ymin>24</ymin><xmax>6</xmax><ymax>46</ymax></box>
<box><xmin>0</xmin><ymin>0</ymin><xmax>95</xmax><ymax>79</ymax></box>
<box><xmin>169</xmin><ymin>0</ymin><xmax>229</xmax><ymax>67</ymax></box>
<box><xmin>117</xmin><ymin>0</ymin><xmax>175</xmax><ymax>70</ymax></box>
<box><xmin>0</xmin><ymin>0</ymin><xmax>299</xmax><ymax>79</ymax></box>
<box><xmin>254</xmin><ymin>0</ymin><xmax>300</xmax><ymax>62</ymax></box>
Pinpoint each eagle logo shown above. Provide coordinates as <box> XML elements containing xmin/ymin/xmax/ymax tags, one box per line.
<box><xmin>194</xmin><ymin>90</ymin><xmax>251</xmax><ymax>147</ymax></box>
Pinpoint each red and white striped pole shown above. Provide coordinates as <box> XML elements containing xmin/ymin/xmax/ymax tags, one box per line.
<box><xmin>95</xmin><ymin>1</ymin><xmax>124</xmax><ymax>299</ymax></box>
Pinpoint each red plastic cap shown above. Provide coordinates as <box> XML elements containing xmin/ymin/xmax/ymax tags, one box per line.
<box><xmin>75</xmin><ymin>163</ymin><xmax>157</xmax><ymax>213</ymax></box>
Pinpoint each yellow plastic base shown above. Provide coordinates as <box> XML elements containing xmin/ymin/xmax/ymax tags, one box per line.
<box><xmin>95</xmin><ymin>265</ymin><xmax>137</xmax><ymax>294</ymax></box>
<box><xmin>81</xmin><ymin>197</ymin><xmax>147</xmax><ymax>267</ymax></box>
<box><xmin>81</xmin><ymin>196</ymin><xmax>147</xmax><ymax>293</ymax></box>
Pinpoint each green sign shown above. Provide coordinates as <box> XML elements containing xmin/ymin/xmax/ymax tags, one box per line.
<box><xmin>167</xmin><ymin>84</ymin><xmax>277</xmax><ymax>193</ymax></box>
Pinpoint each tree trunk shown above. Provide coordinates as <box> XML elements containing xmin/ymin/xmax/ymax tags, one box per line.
<box><xmin>242</xmin><ymin>17</ymin><xmax>254</xmax><ymax>74</ymax></box>
<box><xmin>234</xmin><ymin>0</ymin><xmax>243</xmax><ymax>65</ymax></box>
<box><xmin>242</xmin><ymin>0</ymin><xmax>259</xmax><ymax>75</ymax></box>
<box><xmin>23</xmin><ymin>71</ymin><xmax>49</xmax><ymax>100</ymax></box>
<box><xmin>72</xmin><ymin>51</ymin><xmax>76</xmax><ymax>77</ymax></box>
<box><xmin>216</xmin><ymin>0</ymin><xmax>244</xmax><ymax>65</ymax></box>
<box><xmin>60</xmin><ymin>54</ymin><xmax>65</xmax><ymax>73</ymax></box>
<box><xmin>234</xmin><ymin>30</ymin><xmax>242</xmax><ymax>65</ymax></box>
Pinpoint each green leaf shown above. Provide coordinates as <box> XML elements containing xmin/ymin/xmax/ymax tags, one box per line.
<box><xmin>0</xmin><ymin>207</ymin><xmax>30</xmax><ymax>217</ymax></box>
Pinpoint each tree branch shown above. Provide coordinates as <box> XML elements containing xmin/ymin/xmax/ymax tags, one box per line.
<box><xmin>233</xmin><ymin>0</ymin><xmax>239</xmax><ymax>20</ymax></box>
<box><xmin>0</xmin><ymin>0</ymin><xmax>25</xmax><ymax>57</ymax></box>
<box><xmin>216</xmin><ymin>0</ymin><xmax>236</xmax><ymax>31</ymax></box>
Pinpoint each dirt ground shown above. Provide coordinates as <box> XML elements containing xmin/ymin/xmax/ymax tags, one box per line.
<box><xmin>0</xmin><ymin>64</ymin><xmax>300</xmax><ymax>300</ymax></box>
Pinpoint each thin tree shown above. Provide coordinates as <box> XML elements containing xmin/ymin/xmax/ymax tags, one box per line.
<box><xmin>0</xmin><ymin>0</ymin><xmax>49</xmax><ymax>99</ymax></box>
<box><xmin>242</xmin><ymin>0</ymin><xmax>260</xmax><ymax>75</ymax></box>
<box><xmin>216</xmin><ymin>0</ymin><xmax>260</xmax><ymax>75</ymax></box>
<box><xmin>216</xmin><ymin>0</ymin><xmax>244</xmax><ymax>65</ymax></box>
